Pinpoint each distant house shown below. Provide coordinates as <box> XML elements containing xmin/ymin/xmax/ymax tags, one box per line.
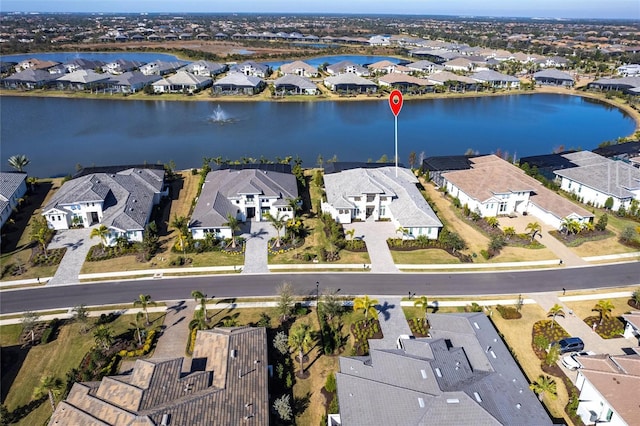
<box><xmin>105</xmin><ymin>71</ymin><xmax>160</xmax><ymax>94</ymax></box>
<box><xmin>17</xmin><ymin>58</ymin><xmax>59</xmax><ymax>71</ymax></box>
<box><xmin>152</xmin><ymin>71</ymin><xmax>212</xmax><ymax>94</ymax></box>
<box><xmin>426</xmin><ymin>70</ymin><xmax>477</xmax><ymax>90</ymax></box>
<box><xmin>443</xmin><ymin>57</ymin><xmax>475</xmax><ymax>72</ymax></box>
<box><xmin>62</xmin><ymin>58</ymin><xmax>106</xmax><ymax>73</ymax></box>
<box><xmin>368</xmin><ymin>60</ymin><xmax>401</xmax><ymax>74</ymax></box>
<box><xmin>273</xmin><ymin>74</ymin><xmax>318</xmax><ymax>95</ymax></box>
<box><xmin>406</xmin><ymin>60</ymin><xmax>443</xmax><ymax>74</ymax></box>
<box><xmin>554</xmin><ymin>151</ymin><xmax>640</xmax><ymax>211</ymax></box>
<box><xmin>533</xmin><ymin>69</ymin><xmax>574</xmax><ymax>86</ymax></box>
<box><xmin>139</xmin><ymin>60</ymin><xmax>186</xmax><ymax>76</ymax></box>
<box><xmin>326</xmin><ymin>60</ymin><xmax>369</xmax><ymax>76</ymax></box>
<box><xmin>334</xmin><ymin>313</ymin><xmax>552</xmax><ymax>426</ymax></box>
<box><xmin>321</xmin><ymin>165</ymin><xmax>442</xmax><ymax>239</ymax></box>
<box><xmin>573</xmin><ymin>352</ymin><xmax>640</xmax><ymax>426</ymax></box>
<box><xmin>617</xmin><ymin>64</ymin><xmax>640</xmax><ymax>77</ymax></box>
<box><xmin>229</xmin><ymin>61</ymin><xmax>271</xmax><ymax>78</ymax></box>
<box><xmin>54</xmin><ymin>70</ymin><xmax>111</xmax><ymax>91</ymax></box>
<box><xmin>0</xmin><ymin>172</ymin><xmax>27</xmax><ymax>230</ymax></box>
<box><xmin>49</xmin><ymin>327</ymin><xmax>269</xmax><ymax>426</ymax></box>
<box><xmin>588</xmin><ymin>76</ymin><xmax>640</xmax><ymax>94</ymax></box>
<box><xmin>1</xmin><ymin>69</ymin><xmax>58</xmax><ymax>89</ymax></box>
<box><xmin>189</xmin><ymin>165</ymin><xmax>299</xmax><ymax>240</ymax></box>
<box><xmin>42</xmin><ymin>166</ymin><xmax>167</xmax><ymax>245</ymax></box>
<box><xmin>442</xmin><ymin>155</ymin><xmax>593</xmax><ymax>229</ymax></box>
<box><xmin>324</xmin><ymin>74</ymin><xmax>377</xmax><ymax>93</ymax></box>
<box><xmin>377</xmin><ymin>73</ymin><xmax>434</xmax><ymax>93</ymax></box>
<box><xmin>212</xmin><ymin>72</ymin><xmax>265</xmax><ymax>95</ymax></box>
<box><xmin>471</xmin><ymin>70</ymin><xmax>520</xmax><ymax>89</ymax></box>
<box><xmin>180</xmin><ymin>60</ymin><xmax>226</xmax><ymax>77</ymax></box>
<box><xmin>102</xmin><ymin>59</ymin><xmax>144</xmax><ymax>75</ymax></box>
<box><xmin>279</xmin><ymin>60</ymin><xmax>317</xmax><ymax>78</ymax></box>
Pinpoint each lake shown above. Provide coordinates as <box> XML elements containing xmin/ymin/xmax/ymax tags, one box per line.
<box><xmin>0</xmin><ymin>94</ymin><xmax>635</xmax><ymax>177</ymax></box>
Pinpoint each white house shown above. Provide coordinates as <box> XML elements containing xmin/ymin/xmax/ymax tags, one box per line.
<box><xmin>574</xmin><ymin>353</ymin><xmax>640</xmax><ymax>426</ymax></box>
<box><xmin>279</xmin><ymin>60</ymin><xmax>317</xmax><ymax>78</ymax></box>
<box><xmin>0</xmin><ymin>172</ymin><xmax>27</xmax><ymax>229</ymax></box>
<box><xmin>622</xmin><ymin>311</ymin><xmax>640</xmax><ymax>343</ymax></box>
<box><xmin>617</xmin><ymin>64</ymin><xmax>640</xmax><ymax>77</ymax></box>
<box><xmin>471</xmin><ymin>70</ymin><xmax>520</xmax><ymax>89</ymax></box>
<box><xmin>42</xmin><ymin>166</ymin><xmax>166</xmax><ymax>245</ymax></box>
<box><xmin>152</xmin><ymin>71</ymin><xmax>212</xmax><ymax>94</ymax></box>
<box><xmin>442</xmin><ymin>155</ymin><xmax>593</xmax><ymax>229</ymax></box>
<box><xmin>554</xmin><ymin>151</ymin><xmax>640</xmax><ymax>211</ymax></box>
<box><xmin>321</xmin><ymin>165</ymin><xmax>442</xmax><ymax>239</ymax></box>
<box><xmin>189</xmin><ymin>166</ymin><xmax>299</xmax><ymax>240</ymax></box>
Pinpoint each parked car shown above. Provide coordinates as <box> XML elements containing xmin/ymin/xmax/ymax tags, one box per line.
<box><xmin>561</xmin><ymin>350</ymin><xmax>595</xmax><ymax>370</ymax></box>
<box><xmin>553</xmin><ymin>337</ymin><xmax>585</xmax><ymax>354</ymax></box>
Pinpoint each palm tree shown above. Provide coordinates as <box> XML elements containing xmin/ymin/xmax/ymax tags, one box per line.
<box><xmin>486</xmin><ymin>216</ymin><xmax>499</xmax><ymax>228</ymax></box>
<box><xmin>288</xmin><ymin>322</ymin><xmax>314</xmax><ymax>376</ymax></box>
<box><xmin>90</xmin><ymin>225</ymin><xmax>110</xmax><ymax>247</ymax></box>
<box><xmin>170</xmin><ymin>214</ymin><xmax>189</xmax><ymax>255</ymax></box>
<box><xmin>114</xmin><ymin>235</ymin><xmax>130</xmax><ymax>255</ymax></box>
<box><xmin>264</xmin><ymin>211</ymin><xmax>287</xmax><ymax>248</ymax></box>
<box><xmin>223</xmin><ymin>213</ymin><xmax>241</xmax><ymax>249</ymax></box>
<box><xmin>8</xmin><ymin>154</ymin><xmax>30</xmax><ymax>172</ymax></box>
<box><xmin>93</xmin><ymin>325</ymin><xmax>114</xmax><ymax>351</ymax></box>
<box><xmin>413</xmin><ymin>295</ymin><xmax>430</xmax><ymax>327</ymax></box>
<box><xmin>286</xmin><ymin>197</ymin><xmax>302</xmax><ymax>217</ymax></box>
<box><xmin>529</xmin><ymin>375</ymin><xmax>557</xmax><ymax>402</ymax></box>
<box><xmin>189</xmin><ymin>309</ymin><xmax>208</xmax><ymax>332</ymax></box>
<box><xmin>133</xmin><ymin>294</ymin><xmax>157</xmax><ymax>325</ymax></box>
<box><xmin>632</xmin><ymin>288</ymin><xmax>640</xmax><ymax>309</ymax></box>
<box><xmin>561</xmin><ymin>218</ymin><xmax>582</xmax><ymax>235</ymax></box>
<box><xmin>191</xmin><ymin>290</ymin><xmax>210</xmax><ymax>323</ymax></box>
<box><xmin>345</xmin><ymin>228</ymin><xmax>356</xmax><ymax>241</ymax></box>
<box><xmin>547</xmin><ymin>304</ymin><xmax>565</xmax><ymax>329</ymax></box>
<box><xmin>130</xmin><ymin>311</ymin><xmax>145</xmax><ymax>347</ymax></box>
<box><xmin>525</xmin><ymin>222</ymin><xmax>542</xmax><ymax>241</ymax></box>
<box><xmin>593</xmin><ymin>299</ymin><xmax>615</xmax><ymax>325</ymax></box>
<box><xmin>33</xmin><ymin>375</ymin><xmax>63</xmax><ymax>411</ymax></box>
<box><xmin>353</xmin><ymin>295</ymin><xmax>379</xmax><ymax>326</ymax></box>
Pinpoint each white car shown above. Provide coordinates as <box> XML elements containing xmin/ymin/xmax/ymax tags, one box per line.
<box><xmin>561</xmin><ymin>351</ymin><xmax>595</xmax><ymax>370</ymax></box>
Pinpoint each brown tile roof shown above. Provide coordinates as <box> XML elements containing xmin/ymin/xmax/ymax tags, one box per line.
<box><xmin>623</xmin><ymin>311</ymin><xmax>640</xmax><ymax>332</ymax></box>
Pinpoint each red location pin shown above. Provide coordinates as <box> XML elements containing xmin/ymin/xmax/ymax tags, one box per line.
<box><xmin>389</xmin><ymin>89</ymin><xmax>403</xmax><ymax>117</ymax></box>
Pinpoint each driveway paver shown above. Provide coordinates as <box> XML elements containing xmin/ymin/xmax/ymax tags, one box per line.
<box><xmin>370</xmin><ymin>296</ymin><xmax>412</xmax><ymax>350</ymax></box>
<box><xmin>151</xmin><ymin>300</ymin><xmax>196</xmax><ymax>373</ymax></box>
<box><xmin>241</xmin><ymin>221</ymin><xmax>276</xmax><ymax>274</ymax></box>
<box><xmin>47</xmin><ymin>228</ymin><xmax>93</xmax><ymax>285</ymax></box>
<box><xmin>343</xmin><ymin>221</ymin><xmax>398</xmax><ymax>273</ymax></box>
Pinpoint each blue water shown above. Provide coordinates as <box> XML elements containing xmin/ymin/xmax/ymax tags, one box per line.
<box><xmin>0</xmin><ymin>94</ymin><xmax>634</xmax><ymax>177</ymax></box>
<box><xmin>0</xmin><ymin>52</ymin><xmax>182</xmax><ymax>64</ymax></box>
<box><xmin>265</xmin><ymin>55</ymin><xmax>403</xmax><ymax>69</ymax></box>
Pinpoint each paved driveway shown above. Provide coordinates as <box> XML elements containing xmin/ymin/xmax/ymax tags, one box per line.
<box><xmin>241</xmin><ymin>221</ymin><xmax>277</xmax><ymax>274</ymax></box>
<box><xmin>343</xmin><ymin>221</ymin><xmax>398</xmax><ymax>273</ymax></box>
<box><xmin>47</xmin><ymin>228</ymin><xmax>94</xmax><ymax>285</ymax></box>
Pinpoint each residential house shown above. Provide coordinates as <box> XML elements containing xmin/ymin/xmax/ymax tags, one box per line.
<box><xmin>49</xmin><ymin>327</ymin><xmax>269</xmax><ymax>426</ymax></box>
<box><xmin>102</xmin><ymin>59</ymin><xmax>144</xmax><ymax>75</ymax></box>
<box><xmin>229</xmin><ymin>61</ymin><xmax>271</xmax><ymax>78</ymax></box>
<box><xmin>442</xmin><ymin>155</ymin><xmax>593</xmax><ymax>229</ymax></box>
<box><xmin>377</xmin><ymin>73</ymin><xmax>434</xmax><ymax>93</ymax></box>
<box><xmin>421</xmin><ymin>155</ymin><xmax>479</xmax><ymax>187</ymax></box>
<box><xmin>408</xmin><ymin>49</ymin><xmax>459</xmax><ymax>63</ymax></box>
<box><xmin>152</xmin><ymin>71</ymin><xmax>212</xmax><ymax>94</ymax></box>
<box><xmin>326</xmin><ymin>60</ymin><xmax>370</xmax><ymax>77</ymax></box>
<box><xmin>592</xmin><ymin>141</ymin><xmax>640</xmax><ymax>162</ymax></box>
<box><xmin>368</xmin><ymin>60</ymin><xmax>402</xmax><ymax>74</ymax></box>
<box><xmin>42</xmin><ymin>165</ymin><xmax>167</xmax><ymax>246</ymax></box>
<box><xmin>1</xmin><ymin>69</ymin><xmax>58</xmax><ymax>89</ymax></box>
<box><xmin>471</xmin><ymin>70</ymin><xmax>520</xmax><ymax>89</ymax></box>
<box><xmin>17</xmin><ymin>58</ymin><xmax>59</xmax><ymax>71</ymax></box>
<box><xmin>443</xmin><ymin>57</ymin><xmax>475</xmax><ymax>72</ymax></box>
<box><xmin>273</xmin><ymin>74</ymin><xmax>318</xmax><ymax>95</ymax></box>
<box><xmin>406</xmin><ymin>60</ymin><xmax>443</xmax><ymax>74</ymax></box>
<box><xmin>617</xmin><ymin>64</ymin><xmax>640</xmax><ymax>77</ymax></box>
<box><xmin>105</xmin><ymin>71</ymin><xmax>160</xmax><ymax>93</ymax></box>
<box><xmin>622</xmin><ymin>311</ymin><xmax>640</xmax><ymax>343</ymax></box>
<box><xmin>573</xmin><ymin>352</ymin><xmax>640</xmax><ymax>426</ymax></box>
<box><xmin>324</xmin><ymin>74</ymin><xmax>377</xmax><ymax>93</ymax></box>
<box><xmin>426</xmin><ymin>71</ymin><xmax>477</xmax><ymax>90</ymax></box>
<box><xmin>54</xmin><ymin>70</ymin><xmax>111</xmax><ymax>91</ymax></box>
<box><xmin>180</xmin><ymin>60</ymin><xmax>226</xmax><ymax>77</ymax></box>
<box><xmin>554</xmin><ymin>151</ymin><xmax>640</xmax><ymax>211</ymax></box>
<box><xmin>212</xmin><ymin>72</ymin><xmax>265</xmax><ymax>95</ymax></box>
<box><xmin>0</xmin><ymin>172</ymin><xmax>27</xmax><ymax>230</ymax></box>
<box><xmin>333</xmin><ymin>313</ymin><xmax>552</xmax><ymax>426</ymax></box>
<box><xmin>533</xmin><ymin>69</ymin><xmax>575</xmax><ymax>86</ymax></box>
<box><xmin>189</xmin><ymin>165</ymin><xmax>298</xmax><ymax>240</ymax></box>
<box><xmin>279</xmin><ymin>60</ymin><xmax>318</xmax><ymax>77</ymax></box>
<box><xmin>535</xmin><ymin>56</ymin><xmax>570</xmax><ymax>68</ymax></box>
<box><xmin>588</xmin><ymin>76</ymin><xmax>640</xmax><ymax>94</ymax></box>
<box><xmin>139</xmin><ymin>60</ymin><xmax>186</xmax><ymax>76</ymax></box>
<box><xmin>368</xmin><ymin>35</ymin><xmax>390</xmax><ymax>46</ymax></box>
<box><xmin>321</xmin><ymin>165</ymin><xmax>442</xmax><ymax>239</ymax></box>
<box><xmin>62</xmin><ymin>58</ymin><xmax>106</xmax><ymax>73</ymax></box>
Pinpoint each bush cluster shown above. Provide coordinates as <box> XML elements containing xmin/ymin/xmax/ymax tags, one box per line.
<box><xmin>40</xmin><ymin>318</ymin><xmax>61</xmax><ymax>344</ymax></box>
<box><xmin>495</xmin><ymin>305</ymin><xmax>522</xmax><ymax>320</ymax></box>
<box><xmin>118</xmin><ymin>330</ymin><xmax>156</xmax><ymax>358</ymax></box>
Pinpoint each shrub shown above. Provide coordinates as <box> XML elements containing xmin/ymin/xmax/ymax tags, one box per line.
<box><xmin>496</xmin><ymin>305</ymin><xmax>522</xmax><ymax>319</ymax></box>
<box><xmin>324</xmin><ymin>373</ymin><xmax>337</xmax><ymax>393</ymax></box>
<box><xmin>40</xmin><ymin>318</ymin><xmax>61</xmax><ymax>344</ymax></box>
<box><xmin>595</xmin><ymin>214</ymin><xmax>608</xmax><ymax>231</ymax></box>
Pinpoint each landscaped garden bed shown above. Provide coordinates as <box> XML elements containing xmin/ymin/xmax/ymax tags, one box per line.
<box><xmin>407</xmin><ymin>318</ymin><xmax>429</xmax><ymax>337</ymax></box>
<box><xmin>29</xmin><ymin>246</ymin><xmax>66</xmax><ymax>266</ymax></box>
<box><xmin>350</xmin><ymin>319</ymin><xmax>383</xmax><ymax>356</ymax></box>
<box><xmin>582</xmin><ymin>316</ymin><xmax>624</xmax><ymax>339</ymax></box>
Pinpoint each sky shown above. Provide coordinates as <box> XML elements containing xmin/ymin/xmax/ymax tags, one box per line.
<box><xmin>2</xmin><ymin>0</ymin><xmax>639</xmax><ymax>19</ymax></box>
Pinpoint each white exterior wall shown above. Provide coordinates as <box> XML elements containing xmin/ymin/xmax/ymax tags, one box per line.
<box><xmin>191</xmin><ymin>227</ymin><xmax>233</xmax><ymax>241</ymax></box>
<box><xmin>444</xmin><ymin>180</ymin><xmax>530</xmax><ymax>218</ymax></box>
<box><xmin>576</xmin><ymin>372</ymin><xmax>627</xmax><ymax>426</ymax></box>
<box><xmin>44</xmin><ymin>210</ymin><xmax>72</xmax><ymax>230</ymax></box>
<box><xmin>525</xmin><ymin>202</ymin><xmax>562</xmax><ymax>229</ymax></box>
<box><xmin>559</xmin><ymin>176</ymin><xmax>630</xmax><ymax>210</ymax></box>
<box><xmin>0</xmin><ymin>178</ymin><xmax>27</xmax><ymax>228</ymax></box>
<box><xmin>321</xmin><ymin>202</ymin><xmax>352</xmax><ymax>224</ymax></box>
<box><xmin>231</xmin><ymin>195</ymin><xmax>294</xmax><ymax>222</ymax></box>
<box><xmin>623</xmin><ymin>320</ymin><xmax>639</xmax><ymax>340</ymax></box>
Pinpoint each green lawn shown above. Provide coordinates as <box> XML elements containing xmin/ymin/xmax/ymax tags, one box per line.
<box><xmin>391</xmin><ymin>248</ymin><xmax>460</xmax><ymax>264</ymax></box>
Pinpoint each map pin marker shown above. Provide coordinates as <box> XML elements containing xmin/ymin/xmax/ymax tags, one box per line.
<box><xmin>389</xmin><ymin>89</ymin><xmax>403</xmax><ymax>117</ymax></box>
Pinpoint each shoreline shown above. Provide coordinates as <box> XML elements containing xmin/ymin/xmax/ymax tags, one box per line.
<box><xmin>2</xmin><ymin>85</ymin><xmax>638</xmax><ymax>138</ymax></box>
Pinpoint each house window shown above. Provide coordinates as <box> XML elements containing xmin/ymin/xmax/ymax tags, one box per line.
<box><xmin>353</xmin><ymin>197</ymin><xmax>361</xmax><ymax>202</ymax></box>
<box><xmin>366</xmin><ymin>195</ymin><xmax>375</xmax><ymax>203</ymax></box>
<box><xmin>578</xmin><ymin>185</ymin><xmax>581</xmax><ymax>193</ymax></box>
<box><xmin>499</xmin><ymin>203</ymin><xmax>507</xmax><ymax>213</ymax></box>
<box><xmin>57</xmin><ymin>216</ymin><xmax>61</xmax><ymax>221</ymax></box>
<box><xmin>246</xmin><ymin>195</ymin><xmax>254</xmax><ymax>200</ymax></box>
<box><xmin>380</xmin><ymin>206</ymin><xmax>386</xmax><ymax>216</ymax></box>
<box><xmin>568</xmin><ymin>182</ymin><xmax>572</xmax><ymax>189</ymax></box>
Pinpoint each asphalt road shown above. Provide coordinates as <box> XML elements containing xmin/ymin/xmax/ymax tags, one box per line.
<box><xmin>1</xmin><ymin>262</ymin><xmax>638</xmax><ymax>314</ymax></box>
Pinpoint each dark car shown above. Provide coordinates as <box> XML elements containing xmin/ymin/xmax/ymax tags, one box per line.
<box><xmin>553</xmin><ymin>337</ymin><xmax>584</xmax><ymax>354</ymax></box>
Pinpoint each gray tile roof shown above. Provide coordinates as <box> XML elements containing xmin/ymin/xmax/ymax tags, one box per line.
<box><xmin>554</xmin><ymin>156</ymin><xmax>640</xmax><ymax>199</ymax></box>
<box><xmin>274</xmin><ymin>74</ymin><xmax>317</xmax><ymax>90</ymax></box>
<box><xmin>427</xmin><ymin>70</ymin><xmax>476</xmax><ymax>84</ymax></box>
<box><xmin>3</xmin><ymin>69</ymin><xmax>58</xmax><ymax>83</ymax></box>
<box><xmin>0</xmin><ymin>172</ymin><xmax>27</xmax><ymax>216</ymax></box>
<box><xmin>324</xmin><ymin>73</ymin><xmax>376</xmax><ymax>87</ymax></box>
<box><xmin>49</xmin><ymin>327</ymin><xmax>268</xmax><ymax>426</ymax></box>
<box><xmin>55</xmin><ymin>70</ymin><xmax>110</xmax><ymax>84</ymax></box>
<box><xmin>213</xmin><ymin>72</ymin><xmax>263</xmax><ymax>87</ymax></box>
<box><xmin>336</xmin><ymin>313</ymin><xmax>552</xmax><ymax>426</ymax></box>
<box><xmin>533</xmin><ymin>69</ymin><xmax>574</xmax><ymax>81</ymax></box>
<box><xmin>323</xmin><ymin>167</ymin><xmax>442</xmax><ymax>228</ymax></box>
<box><xmin>471</xmin><ymin>70</ymin><xmax>520</xmax><ymax>83</ymax></box>
<box><xmin>326</xmin><ymin>60</ymin><xmax>369</xmax><ymax>75</ymax></box>
<box><xmin>43</xmin><ymin>168</ymin><xmax>164</xmax><ymax>231</ymax></box>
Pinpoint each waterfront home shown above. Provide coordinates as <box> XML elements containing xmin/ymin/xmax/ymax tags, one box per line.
<box><xmin>326</xmin><ymin>60</ymin><xmax>370</xmax><ymax>76</ymax></box>
<box><xmin>588</xmin><ymin>76</ymin><xmax>640</xmax><ymax>94</ymax></box>
<box><xmin>189</xmin><ymin>165</ymin><xmax>298</xmax><ymax>240</ymax></box>
<box><xmin>377</xmin><ymin>73</ymin><xmax>434</xmax><ymax>93</ymax></box>
<box><xmin>406</xmin><ymin>60</ymin><xmax>443</xmax><ymax>74</ymax></box>
<box><xmin>279</xmin><ymin>60</ymin><xmax>318</xmax><ymax>77</ymax></box>
<box><xmin>442</xmin><ymin>155</ymin><xmax>593</xmax><ymax>229</ymax></box>
<box><xmin>333</xmin><ymin>313</ymin><xmax>552</xmax><ymax>426</ymax></box>
<box><xmin>593</xmin><ymin>141</ymin><xmax>640</xmax><ymax>162</ymax></box>
<box><xmin>61</xmin><ymin>58</ymin><xmax>106</xmax><ymax>73</ymax></box>
<box><xmin>443</xmin><ymin>57</ymin><xmax>475</xmax><ymax>72</ymax></box>
<box><xmin>17</xmin><ymin>58</ymin><xmax>59</xmax><ymax>71</ymax></box>
<box><xmin>105</xmin><ymin>71</ymin><xmax>160</xmax><ymax>94</ymax></box>
<box><xmin>229</xmin><ymin>61</ymin><xmax>271</xmax><ymax>78</ymax></box>
<box><xmin>212</xmin><ymin>72</ymin><xmax>265</xmax><ymax>95</ymax></box>
<box><xmin>139</xmin><ymin>60</ymin><xmax>186</xmax><ymax>76</ymax></box>
<box><xmin>408</xmin><ymin>48</ymin><xmax>459</xmax><ymax>63</ymax></box>
<box><xmin>617</xmin><ymin>64</ymin><xmax>640</xmax><ymax>77</ymax></box>
<box><xmin>321</xmin><ymin>164</ymin><xmax>442</xmax><ymax>239</ymax></box>
<box><xmin>421</xmin><ymin>155</ymin><xmax>480</xmax><ymax>187</ymax></box>
<box><xmin>573</xmin><ymin>353</ymin><xmax>640</xmax><ymax>426</ymax></box>
<box><xmin>102</xmin><ymin>59</ymin><xmax>144</xmax><ymax>75</ymax></box>
<box><xmin>54</xmin><ymin>70</ymin><xmax>111</xmax><ymax>91</ymax></box>
<box><xmin>180</xmin><ymin>60</ymin><xmax>227</xmax><ymax>77</ymax></box>
<box><xmin>49</xmin><ymin>327</ymin><xmax>269</xmax><ymax>426</ymax></box>
<box><xmin>42</xmin><ymin>165</ymin><xmax>167</xmax><ymax>245</ymax></box>
<box><xmin>554</xmin><ymin>151</ymin><xmax>640</xmax><ymax>211</ymax></box>
<box><xmin>324</xmin><ymin>74</ymin><xmax>377</xmax><ymax>93</ymax></box>
<box><xmin>426</xmin><ymin>70</ymin><xmax>477</xmax><ymax>90</ymax></box>
<box><xmin>368</xmin><ymin>60</ymin><xmax>408</xmax><ymax>74</ymax></box>
<box><xmin>152</xmin><ymin>71</ymin><xmax>212</xmax><ymax>94</ymax></box>
<box><xmin>533</xmin><ymin>69</ymin><xmax>574</xmax><ymax>86</ymax></box>
<box><xmin>273</xmin><ymin>74</ymin><xmax>318</xmax><ymax>95</ymax></box>
<box><xmin>1</xmin><ymin>69</ymin><xmax>58</xmax><ymax>89</ymax></box>
<box><xmin>0</xmin><ymin>172</ymin><xmax>27</xmax><ymax>230</ymax></box>
<box><xmin>471</xmin><ymin>70</ymin><xmax>520</xmax><ymax>89</ymax></box>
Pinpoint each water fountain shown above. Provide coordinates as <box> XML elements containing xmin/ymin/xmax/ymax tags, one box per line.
<box><xmin>208</xmin><ymin>104</ymin><xmax>234</xmax><ymax>124</ymax></box>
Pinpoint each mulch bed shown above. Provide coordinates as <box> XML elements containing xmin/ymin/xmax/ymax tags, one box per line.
<box><xmin>531</xmin><ymin>320</ymin><xmax>570</xmax><ymax>360</ymax></box>
<box><xmin>407</xmin><ymin>318</ymin><xmax>430</xmax><ymax>337</ymax></box>
<box><xmin>350</xmin><ymin>319</ymin><xmax>383</xmax><ymax>356</ymax></box>
<box><xmin>582</xmin><ymin>316</ymin><xmax>625</xmax><ymax>339</ymax></box>
<box><xmin>628</xmin><ymin>299</ymin><xmax>640</xmax><ymax>310</ymax></box>
<box><xmin>549</xmin><ymin>229</ymin><xmax>613</xmax><ymax>246</ymax></box>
